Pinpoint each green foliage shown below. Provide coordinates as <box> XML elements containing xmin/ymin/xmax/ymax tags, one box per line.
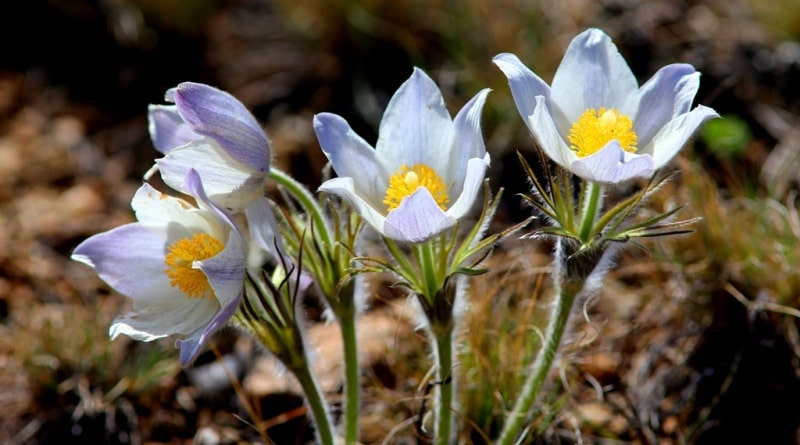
<box><xmin>700</xmin><ymin>114</ymin><xmax>752</xmax><ymax>159</ymax></box>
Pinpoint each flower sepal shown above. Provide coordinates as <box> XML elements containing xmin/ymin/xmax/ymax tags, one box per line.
<box><xmin>355</xmin><ymin>182</ymin><xmax>529</xmax><ymax>307</ymax></box>
<box><xmin>521</xmin><ymin>150</ymin><xmax>697</xmax><ymax>254</ymax></box>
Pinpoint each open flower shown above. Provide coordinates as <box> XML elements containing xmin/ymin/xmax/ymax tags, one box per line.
<box><xmin>148</xmin><ymin>82</ymin><xmax>271</xmax><ymax>210</ymax></box>
<box><xmin>313</xmin><ymin>68</ymin><xmax>491</xmax><ymax>243</ymax></box>
<box><xmin>72</xmin><ymin>170</ymin><xmax>247</xmax><ymax>365</ymax></box>
<box><xmin>494</xmin><ymin>28</ymin><xmax>718</xmax><ymax>184</ymax></box>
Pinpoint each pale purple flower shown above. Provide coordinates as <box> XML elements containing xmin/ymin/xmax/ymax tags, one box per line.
<box><xmin>148</xmin><ymin>82</ymin><xmax>271</xmax><ymax>210</ymax></box>
<box><xmin>494</xmin><ymin>28</ymin><xmax>718</xmax><ymax>184</ymax></box>
<box><xmin>72</xmin><ymin>170</ymin><xmax>247</xmax><ymax>365</ymax></box>
<box><xmin>314</xmin><ymin>68</ymin><xmax>491</xmax><ymax>243</ymax></box>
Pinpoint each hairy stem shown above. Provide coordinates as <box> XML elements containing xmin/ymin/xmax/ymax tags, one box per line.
<box><xmin>495</xmin><ymin>284</ymin><xmax>578</xmax><ymax>445</ymax></box>
<box><xmin>433</xmin><ymin>323</ymin><xmax>455</xmax><ymax>445</ymax></box>
<box><xmin>339</xmin><ymin>302</ymin><xmax>360</xmax><ymax>444</ymax></box>
<box><xmin>290</xmin><ymin>356</ymin><xmax>335</xmax><ymax>445</ymax></box>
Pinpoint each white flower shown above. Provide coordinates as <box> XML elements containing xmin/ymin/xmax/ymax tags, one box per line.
<box><xmin>494</xmin><ymin>28</ymin><xmax>718</xmax><ymax>184</ymax></box>
<box><xmin>313</xmin><ymin>68</ymin><xmax>491</xmax><ymax>243</ymax></box>
<box><xmin>72</xmin><ymin>170</ymin><xmax>247</xmax><ymax>365</ymax></box>
<box><xmin>148</xmin><ymin>82</ymin><xmax>271</xmax><ymax>210</ymax></box>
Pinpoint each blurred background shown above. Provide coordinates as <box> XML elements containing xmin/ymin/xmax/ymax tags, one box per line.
<box><xmin>1</xmin><ymin>0</ymin><xmax>799</xmax><ymax>443</ymax></box>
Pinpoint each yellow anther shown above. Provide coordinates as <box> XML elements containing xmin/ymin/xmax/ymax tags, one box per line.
<box><xmin>567</xmin><ymin>108</ymin><xmax>638</xmax><ymax>157</ymax></box>
<box><xmin>383</xmin><ymin>164</ymin><xmax>449</xmax><ymax>212</ymax></box>
<box><xmin>164</xmin><ymin>233</ymin><xmax>224</xmax><ymax>299</ymax></box>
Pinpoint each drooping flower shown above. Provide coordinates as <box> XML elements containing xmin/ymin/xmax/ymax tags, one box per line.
<box><xmin>147</xmin><ymin>82</ymin><xmax>271</xmax><ymax>210</ymax></box>
<box><xmin>494</xmin><ymin>28</ymin><xmax>718</xmax><ymax>184</ymax></box>
<box><xmin>313</xmin><ymin>68</ymin><xmax>491</xmax><ymax>243</ymax></box>
<box><xmin>72</xmin><ymin>170</ymin><xmax>247</xmax><ymax>365</ymax></box>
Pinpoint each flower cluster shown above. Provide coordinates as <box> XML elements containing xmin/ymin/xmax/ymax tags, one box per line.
<box><xmin>74</xmin><ymin>82</ymin><xmax>274</xmax><ymax>366</ymax></box>
<box><xmin>72</xmin><ymin>28</ymin><xmax>717</xmax><ymax>445</ymax></box>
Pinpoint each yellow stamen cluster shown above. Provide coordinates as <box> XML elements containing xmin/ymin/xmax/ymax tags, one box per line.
<box><xmin>567</xmin><ymin>108</ymin><xmax>638</xmax><ymax>158</ymax></box>
<box><xmin>383</xmin><ymin>164</ymin><xmax>449</xmax><ymax>212</ymax></box>
<box><xmin>165</xmin><ymin>233</ymin><xmax>224</xmax><ymax>299</ymax></box>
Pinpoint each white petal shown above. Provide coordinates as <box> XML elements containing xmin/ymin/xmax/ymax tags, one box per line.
<box><xmin>493</xmin><ymin>53</ymin><xmax>550</xmax><ymax>123</ymax></box>
<box><xmin>635</xmin><ymin>64</ymin><xmax>700</xmax><ymax>145</ymax></box>
<box><xmin>529</xmin><ymin>96</ymin><xmax>577</xmax><ymax>168</ymax></box>
<box><xmin>109</xmin><ymin>297</ymin><xmax>219</xmax><ymax>341</ymax></box>
<box><xmin>448</xmin><ymin>88</ymin><xmax>490</xmax><ymax>196</ymax></box>
<box><xmin>648</xmin><ymin>105</ymin><xmax>719</xmax><ymax>168</ymax></box>
<box><xmin>569</xmin><ymin>141</ymin><xmax>654</xmax><ymax>184</ymax></box>
<box><xmin>71</xmin><ymin>223</ymin><xmax>185</xmax><ymax>305</ymax></box>
<box><xmin>446</xmin><ymin>155</ymin><xmax>490</xmax><ymax>220</ymax></box>
<box><xmin>319</xmin><ymin>177</ymin><xmax>388</xmax><ymax>237</ymax></box>
<box><xmin>130</xmin><ymin>183</ymin><xmax>217</xmax><ymax>237</ymax></box>
<box><xmin>493</xmin><ymin>52</ymin><xmax>572</xmax><ymax>136</ymax></box>
<box><xmin>376</xmin><ymin>68</ymin><xmax>453</xmax><ymax>172</ymax></box>
<box><xmin>313</xmin><ymin>113</ymin><xmax>389</xmax><ymax>204</ymax></box>
<box><xmin>158</xmin><ymin>139</ymin><xmax>265</xmax><ymax>210</ymax></box>
<box><xmin>177</xmin><ymin>296</ymin><xmax>241</xmax><ymax>365</ymax></box>
<box><xmin>551</xmin><ymin>28</ymin><xmax>639</xmax><ymax>120</ymax></box>
<box><xmin>245</xmin><ymin>197</ymin><xmax>286</xmax><ymax>260</ymax></box>
<box><xmin>383</xmin><ymin>187</ymin><xmax>454</xmax><ymax>243</ymax></box>
<box><xmin>199</xmin><ymin>228</ymin><xmax>246</xmax><ymax>308</ymax></box>
<box><xmin>147</xmin><ymin>104</ymin><xmax>200</xmax><ymax>154</ymax></box>
<box><xmin>174</xmin><ymin>82</ymin><xmax>270</xmax><ymax>173</ymax></box>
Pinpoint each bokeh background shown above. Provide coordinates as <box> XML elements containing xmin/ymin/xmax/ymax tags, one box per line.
<box><xmin>1</xmin><ymin>0</ymin><xmax>800</xmax><ymax>443</ymax></box>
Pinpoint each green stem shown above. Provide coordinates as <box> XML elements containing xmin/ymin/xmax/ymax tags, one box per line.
<box><xmin>339</xmin><ymin>304</ymin><xmax>360</xmax><ymax>444</ymax></box>
<box><xmin>433</xmin><ymin>324</ymin><xmax>455</xmax><ymax>445</ymax></box>
<box><xmin>495</xmin><ymin>286</ymin><xmax>578</xmax><ymax>445</ymax></box>
<box><xmin>290</xmin><ymin>356</ymin><xmax>335</xmax><ymax>445</ymax></box>
<box><xmin>269</xmin><ymin>168</ymin><xmax>333</xmax><ymax>247</ymax></box>
<box><xmin>418</xmin><ymin>241</ymin><xmax>441</xmax><ymax>304</ymax></box>
<box><xmin>579</xmin><ymin>182</ymin><xmax>602</xmax><ymax>243</ymax></box>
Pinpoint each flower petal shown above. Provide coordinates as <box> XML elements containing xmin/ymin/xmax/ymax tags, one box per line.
<box><xmin>72</xmin><ymin>223</ymin><xmax>183</xmax><ymax>304</ymax></box>
<box><xmin>383</xmin><ymin>187</ymin><xmax>454</xmax><ymax>243</ymax></box>
<box><xmin>147</xmin><ymin>104</ymin><xmax>200</xmax><ymax>154</ymax></box>
<box><xmin>199</xmin><ymin>230</ymin><xmax>246</xmax><ymax>308</ymax></box>
<box><xmin>244</xmin><ymin>197</ymin><xmax>286</xmax><ymax>260</ymax></box>
<box><xmin>130</xmin><ymin>183</ymin><xmax>215</xmax><ymax>237</ymax></box>
<box><xmin>313</xmin><ymin>112</ymin><xmax>389</xmax><ymax>205</ymax></box>
<box><xmin>182</xmin><ymin>168</ymin><xmax>246</xmax><ymax>307</ymax></box>
<box><xmin>158</xmin><ymin>139</ymin><xmax>265</xmax><ymax>210</ymax></box>
<box><xmin>569</xmin><ymin>141</ymin><xmax>654</xmax><ymax>184</ymax></box>
<box><xmin>648</xmin><ymin>105</ymin><xmax>719</xmax><ymax>168</ymax></box>
<box><xmin>109</xmin><ymin>296</ymin><xmax>219</xmax><ymax>342</ymax></box>
<box><xmin>529</xmin><ymin>96</ymin><xmax>577</xmax><ymax>168</ymax></box>
<box><xmin>375</xmin><ymin>68</ymin><xmax>453</xmax><ymax>171</ymax></box>
<box><xmin>176</xmin><ymin>294</ymin><xmax>241</xmax><ymax>365</ymax></box>
<box><xmin>551</xmin><ymin>28</ymin><xmax>639</xmax><ymax>120</ymax></box>
<box><xmin>446</xmin><ymin>155</ymin><xmax>490</xmax><ymax>220</ymax></box>
<box><xmin>448</xmin><ymin>88</ymin><xmax>490</xmax><ymax>195</ymax></box>
<box><xmin>319</xmin><ymin>176</ymin><xmax>388</xmax><ymax>237</ymax></box>
<box><xmin>492</xmin><ymin>52</ymin><xmax>551</xmax><ymax>124</ymax></box>
<box><xmin>174</xmin><ymin>82</ymin><xmax>270</xmax><ymax>173</ymax></box>
<box><xmin>635</xmin><ymin>64</ymin><xmax>700</xmax><ymax>145</ymax></box>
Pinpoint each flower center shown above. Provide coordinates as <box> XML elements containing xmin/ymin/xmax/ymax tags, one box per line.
<box><xmin>383</xmin><ymin>164</ymin><xmax>449</xmax><ymax>212</ymax></box>
<box><xmin>165</xmin><ymin>233</ymin><xmax>224</xmax><ymax>299</ymax></box>
<box><xmin>567</xmin><ymin>108</ymin><xmax>638</xmax><ymax>158</ymax></box>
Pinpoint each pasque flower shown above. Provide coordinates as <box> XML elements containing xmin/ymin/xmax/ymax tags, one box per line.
<box><xmin>148</xmin><ymin>82</ymin><xmax>271</xmax><ymax>210</ymax></box>
<box><xmin>313</xmin><ymin>68</ymin><xmax>491</xmax><ymax>243</ymax></box>
<box><xmin>72</xmin><ymin>170</ymin><xmax>247</xmax><ymax>365</ymax></box>
<box><xmin>494</xmin><ymin>28</ymin><xmax>718</xmax><ymax>184</ymax></box>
